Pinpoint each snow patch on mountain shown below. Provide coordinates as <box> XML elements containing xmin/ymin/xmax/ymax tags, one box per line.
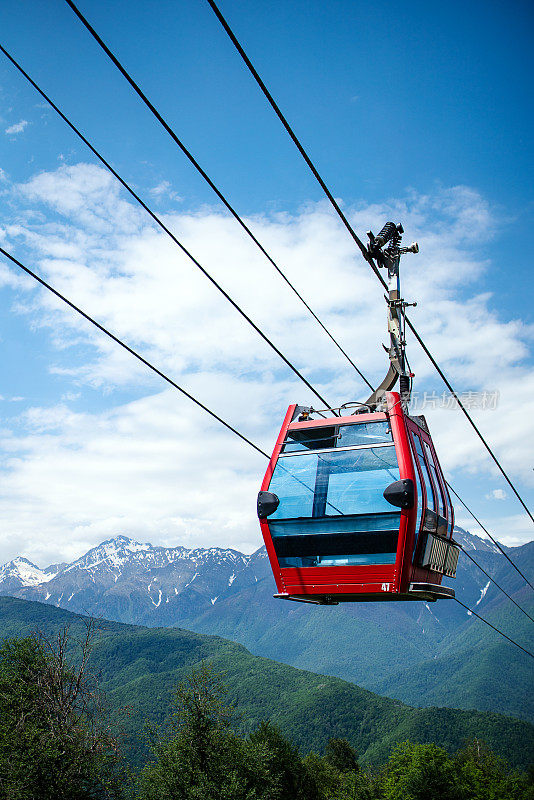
<box><xmin>184</xmin><ymin>572</ymin><xmax>199</xmax><ymax>589</ymax></box>
<box><xmin>476</xmin><ymin>581</ymin><xmax>491</xmax><ymax>605</ymax></box>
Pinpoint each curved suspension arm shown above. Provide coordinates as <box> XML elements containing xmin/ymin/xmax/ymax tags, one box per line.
<box><xmin>364</xmin><ymin>222</ymin><xmax>418</xmax><ymax>409</ymax></box>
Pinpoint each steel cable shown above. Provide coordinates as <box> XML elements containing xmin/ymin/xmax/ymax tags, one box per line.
<box><xmin>205</xmin><ymin>0</ymin><xmax>534</xmax><ymax>525</ymax></box>
<box><xmin>457</xmin><ymin>546</ymin><xmax>534</xmax><ymax>624</ymax></box>
<box><xmin>0</xmin><ymin>247</ymin><xmax>269</xmax><ymax>458</ymax></box>
<box><xmin>448</xmin><ymin>482</ymin><xmax>534</xmax><ymax>592</ymax></box>
<box><xmin>0</xmin><ymin>43</ymin><xmax>332</xmax><ymax>412</ymax></box>
<box><xmin>62</xmin><ymin>0</ymin><xmax>375</xmax><ymax>394</ymax></box>
<box><xmin>453</xmin><ymin>598</ymin><xmax>534</xmax><ymax>660</ymax></box>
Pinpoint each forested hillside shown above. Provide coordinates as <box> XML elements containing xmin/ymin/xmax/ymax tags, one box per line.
<box><xmin>0</xmin><ymin>595</ymin><xmax>532</xmax><ymax>770</ymax></box>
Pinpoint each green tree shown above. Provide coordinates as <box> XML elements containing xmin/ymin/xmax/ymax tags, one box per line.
<box><xmin>454</xmin><ymin>740</ymin><xmax>532</xmax><ymax>800</ymax></box>
<box><xmin>137</xmin><ymin>665</ymin><xmax>276</xmax><ymax>800</ymax></box>
<box><xmin>0</xmin><ymin>629</ymin><xmax>125</xmax><ymax>800</ymax></box>
<box><xmin>303</xmin><ymin>752</ymin><xmax>341</xmax><ymax>799</ymax></box>
<box><xmin>250</xmin><ymin>721</ymin><xmax>322</xmax><ymax>800</ymax></box>
<box><xmin>381</xmin><ymin>741</ymin><xmax>459</xmax><ymax>800</ymax></box>
<box><xmin>335</xmin><ymin>769</ymin><xmax>378</xmax><ymax>800</ymax></box>
<box><xmin>304</xmin><ymin>740</ymin><xmax>370</xmax><ymax>800</ymax></box>
<box><xmin>324</xmin><ymin>738</ymin><xmax>359</xmax><ymax>773</ymax></box>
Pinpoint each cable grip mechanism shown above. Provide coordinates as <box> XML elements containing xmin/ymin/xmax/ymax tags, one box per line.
<box><xmin>364</xmin><ymin>222</ymin><xmax>419</xmax><ymax>410</ymax></box>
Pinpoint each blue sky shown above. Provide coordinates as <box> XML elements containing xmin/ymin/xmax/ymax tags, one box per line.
<box><xmin>0</xmin><ymin>0</ymin><xmax>533</xmax><ymax>565</ymax></box>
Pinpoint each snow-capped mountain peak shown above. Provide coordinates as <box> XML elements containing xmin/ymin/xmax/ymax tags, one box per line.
<box><xmin>453</xmin><ymin>526</ymin><xmax>501</xmax><ymax>554</ymax></box>
<box><xmin>0</xmin><ymin>557</ymin><xmax>57</xmax><ymax>588</ymax></box>
<box><xmin>63</xmin><ymin>535</ymin><xmax>153</xmax><ymax>573</ymax></box>
<box><xmin>2</xmin><ymin>527</ymin><xmax>521</xmax><ymax>628</ymax></box>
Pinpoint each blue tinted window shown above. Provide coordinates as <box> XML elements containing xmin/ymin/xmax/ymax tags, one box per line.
<box><xmin>337</xmin><ymin>421</ymin><xmax>392</xmax><ymax>447</ymax></box>
<box><xmin>413</xmin><ymin>434</ymin><xmax>435</xmax><ymax>511</ymax></box>
<box><xmin>445</xmin><ymin>487</ymin><xmax>454</xmax><ymax>534</ymax></box>
<box><xmin>268</xmin><ymin>444</ymin><xmax>401</xmax><ymax>568</ymax></box>
<box><xmin>411</xmin><ymin>443</ymin><xmax>424</xmax><ymax>552</ymax></box>
<box><xmin>267</xmin><ymin>453</ymin><xmax>317</xmax><ymax>518</ymax></box>
<box><xmin>323</xmin><ymin>448</ymin><xmax>399</xmax><ymax>516</ymax></box>
<box><xmin>270</xmin><ymin>514</ymin><xmax>400</xmax><ymax>567</ymax></box>
<box><xmin>424</xmin><ymin>442</ymin><xmax>446</xmax><ymax>517</ymax></box>
<box><xmin>269</xmin><ymin>446</ymin><xmax>399</xmax><ymax>520</ymax></box>
<box><xmin>414</xmin><ymin>435</ymin><xmax>424</xmax><ymax>460</ymax></box>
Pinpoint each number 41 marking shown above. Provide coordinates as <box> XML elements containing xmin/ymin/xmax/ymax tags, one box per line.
<box><xmin>381</xmin><ymin>583</ymin><xmax>391</xmax><ymax>592</ymax></box>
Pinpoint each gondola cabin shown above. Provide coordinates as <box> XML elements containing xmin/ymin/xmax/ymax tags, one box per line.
<box><xmin>258</xmin><ymin>392</ymin><xmax>459</xmax><ymax>604</ymax></box>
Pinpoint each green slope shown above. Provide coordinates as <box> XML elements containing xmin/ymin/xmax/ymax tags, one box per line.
<box><xmin>1</xmin><ymin>596</ymin><xmax>532</xmax><ymax>769</ymax></box>
<box><xmin>178</xmin><ymin>544</ymin><xmax>534</xmax><ymax>725</ymax></box>
<box><xmin>369</xmin><ymin>585</ymin><xmax>534</xmax><ymax>722</ymax></box>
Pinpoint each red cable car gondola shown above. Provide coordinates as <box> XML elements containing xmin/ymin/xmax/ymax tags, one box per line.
<box><xmin>257</xmin><ymin>222</ymin><xmax>459</xmax><ymax>604</ymax></box>
<box><xmin>258</xmin><ymin>392</ymin><xmax>458</xmax><ymax>604</ymax></box>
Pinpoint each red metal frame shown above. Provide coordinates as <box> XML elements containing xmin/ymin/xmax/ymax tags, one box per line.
<box><xmin>259</xmin><ymin>392</ymin><xmax>454</xmax><ymax>602</ymax></box>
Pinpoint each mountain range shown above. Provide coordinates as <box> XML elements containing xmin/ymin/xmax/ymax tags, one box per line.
<box><xmin>1</xmin><ymin>528</ymin><xmax>533</xmax><ymax>725</ymax></box>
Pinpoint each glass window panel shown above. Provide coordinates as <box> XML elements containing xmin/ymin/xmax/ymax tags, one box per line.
<box><xmin>446</xmin><ymin>488</ymin><xmax>454</xmax><ymax>535</ymax></box>
<box><xmin>269</xmin><ymin>446</ymin><xmax>399</xmax><ymax>520</ymax></box>
<box><xmin>270</xmin><ymin>514</ymin><xmax>400</xmax><ymax>568</ymax></box>
<box><xmin>410</xmin><ymin>438</ymin><xmax>424</xmax><ymax>551</ymax></box>
<box><xmin>420</xmin><ymin>460</ymin><xmax>436</xmax><ymax>511</ymax></box>
<box><xmin>282</xmin><ymin>427</ymin><xmax>337</xmax><ymax>452</ymax></box>
<box><xmin>414</xmin><ymin>434</ymin><xmax>424</xmax><ymax>460</ymax></box>
<box><xmin>268</xmin><ymin>445</ymin><xmax>401</xmax><ymax>568</ymax></box>
<box><xmin>324</xmin><ymin>448</ymin><xmax>399</xmax><ymax>516</ymax></box>
<box><xmin>429</xmin><ymin>465</ymin><xmax>446</xmax><ymax>517</ymax></box>
<box><xmin>337</xmin><ymin>421</ymin><xmax>392</xmax><ymax>447</ymax></box>
<box><xmin>413</xmin><ymin>434</ymin><xmax>436</xmax><ymax>511</ymax></box>
<box><xmin>268</xmin><ymin>453</ymin><xmax>317</xmax><ymax>518</ymax></box>
<box><xmin>424</xmin><ymin>442</ymin><xmax>446</xmax><ymax>517</ymax></box>
<box><xmin>270</xmin><ymin>514</ymin><xmax>400</xmax><ymax>536</ymax></box>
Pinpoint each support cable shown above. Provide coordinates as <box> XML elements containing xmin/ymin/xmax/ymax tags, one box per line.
<box><xmin>62</xmin><ymin>0</ymin><xmax>374</xmax><ymax>394</ymax></box>
<box><xmin>3</xmin><ymin>244</ymin><xmax>534</xmax><ymax>662</ymax></box>
<box><xmin>204</xmin><ymin>0</ymin><xmax>380</xmax><ymax>277</ymax></box>
<box><xmin>205</xmin><ymin>0</ymin><xmax>534</xmax><ymax>525</ymax></box>
<box><xmin>0</xmin><ymin>246</ymin><xmax>269</xmax><ymax>459</ymax></box>
<box><xmin>457</xmin><ymin>546</ymin><xmax>534</xmax><ymax>625</ymax></box>
<box><xmin>453</xmin><ymin>598</ymin><xmax>534</xmax><ymax>660</ymax></box>
<box><xmin>448</xmin><ymin>482</ymin><xmax>534</xmax><ymax>592</ymax></box>
<box><xmin>0</xmin><ymin>44</ymin><xmax>332</xmax><ymax>411</ymax></box>
<box><xmin>408</xmin><ymin>323</ymin><xmax>534</xmax><ymax>525</ymax></box>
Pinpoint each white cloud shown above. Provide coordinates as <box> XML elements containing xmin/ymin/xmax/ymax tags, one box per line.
<box><xmin>149</xmin><ymin>180</ymin><xmax>182</xmax><ymax>202</ymax></box>
<box><xmin>0</xmin><ymin>163</ymin><xmax>532</xmax><ymax>564</ymax></box>
<box><xmin>5</xmin><ymin>120</ymin><xmax>28</xmax><ymax>136</ymax></box>
<box><xmin>486</xmin><ymin>488</ymin><xmax>507</xmax><ymax>501</ymax></box>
